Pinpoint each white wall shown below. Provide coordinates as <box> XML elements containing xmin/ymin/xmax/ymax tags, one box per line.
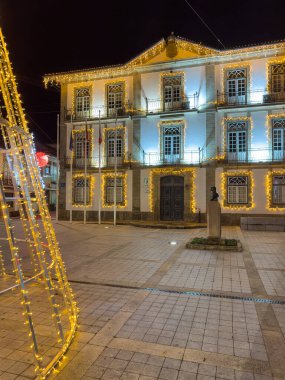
<box><xmin>140</xmin><ymin>169</ymin><xmax>151</xmax><ymax>212</ymax></box>
<box><xmin>215</xmin><ymin>168</ymin><xmax>277</xmax><ymax>215</ymax></box>
<box><xmin>66</xmin><ymin>170</ymin><xmax>132</xmax><ymax>212</ymax></box>
<box><xmin>195</xmin><ymin>168</ymin><xmax>206</xmax><ymax>213</ymax></box>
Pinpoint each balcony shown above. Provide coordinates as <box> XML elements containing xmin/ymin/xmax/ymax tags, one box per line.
<box><xmin>142</xmin><ymin>150</ymin><xmax>203</xmax><ymax>166</ymax></box>
<box><xmin>63</xmin><ymin>94</ymin><xmax>199</xmax><ymax>122</ymax></box>
<box><xmin>217</xmin><ymin>90</ymin><xmax>285</xmax><ymax>108</ymax></box>
<box><xmin>217</xmin><ymin>148</ymin><xmax>285</xmax><ymax>164</ymax></box>
<box><xmin>145</xmin><ymin>94</ymin><xmax>198</xmax><ymax>114</ymax></box>
<box><xmin>64</xmin><ymin>104</ymin><xmax>131</xmax><ymax>122</ymax></box>
<box><xmin>64</xmin><ymin>156</ymin><xmax>132</xmax><ymax>170</ymax></box>
<box><xmin>64</xmin><ymin>149</ymin><xmax>205</xmax><ymax>170</ymax></box>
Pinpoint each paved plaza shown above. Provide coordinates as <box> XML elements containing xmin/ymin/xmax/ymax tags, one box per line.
<box><xmin>0</xmin><ymin>222</ymin><xmax>285</xmax><ymax>379</ymax></box>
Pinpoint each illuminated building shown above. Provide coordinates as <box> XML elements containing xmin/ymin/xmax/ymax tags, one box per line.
<box><xmin>44</xmin><ymin>34</ymin><xmax>285</xmax><ymax>224</ymax></box>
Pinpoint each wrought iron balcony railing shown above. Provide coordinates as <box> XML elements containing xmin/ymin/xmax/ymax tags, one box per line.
<box><xmin>64</xmin><ymin>149</ymin><xmax>205</xmax><ymax>169</ymax></box>
<box><xmin>145</xmin><ymin>94</ymin><xmax>198</xmax><ymax>114</ymax></box>
<box><xmin>217</xmin><ymin>148</ymin><xmax>285</xmax><ymax>163</ymax></box>
<box><xmin>64</xmin><ymin>104</ymin><xmax>131</xmax><ymax>121</ymax></box>
<box><xmin>64</xmin><ymin>156</ymin><xmax>132</xmax><ymax>170</ymax></box>
<box><xmin>142</xmin><ymin>150</ymin><xmax>203</xmax><ymax>166</ymax></box>
<box><xmin>217</xmin><ymin>90</ymin><xmax>285</xmax><ymax>107</ymax></box>
<box><xmin>63</xmin><ymin>94</ymin><xmax>199</xmax><ymax>122</ymax></box>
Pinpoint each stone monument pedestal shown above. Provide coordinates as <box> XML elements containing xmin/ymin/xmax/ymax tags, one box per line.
<box><xmin>207</xmin><ymin>201</ymin><xmax>221</xmax><ymax>239</ymax></box>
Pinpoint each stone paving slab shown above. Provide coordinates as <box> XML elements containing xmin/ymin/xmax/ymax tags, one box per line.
<box><xmin>0</xmin><ymin>223</ymin><xmax>285</xmax><ymax>379</ymax></box>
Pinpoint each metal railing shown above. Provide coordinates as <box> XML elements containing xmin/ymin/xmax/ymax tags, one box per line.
<box><xmin>217</xmin><ymin>148</ymin><xmax>285</xmax><ymax>163</ymax></box>
<box><xmin>64</xmin><ymin>103</ymin><xmax>132</xmax><ymax>121</ymax></box>
<box><xmin>63</xmin><ymin>94</ymin><xmax>198</xmax><ymax>121</ymax></box>
<box><xmin>217</xmin><ymin>90</ymin><xmax>285</xmax><ymax>107</ymax></box>
<box><xmin>64</xmin><ymin>149</ymin><xmax>205</xmax><ymax>169</ymax></box>
<box><xmin>64</xmin><ymin>156</ymin><xmax>133</xmax><ymax>169</ymax></box>
<box><xmin>142</xmin><ymin>149</ymin><xmax>203</xmax><ymax>166</ymax></box>
<box><xmin>145</xmin><ymin>94</ymin><xmax>198</xmax><ymax>114</ymax></box>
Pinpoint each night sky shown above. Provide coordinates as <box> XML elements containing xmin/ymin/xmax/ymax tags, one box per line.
<box><xmin>0</xmin><ymin>0</ymin><xmax>284</xmax><ymax>144</ymax></box>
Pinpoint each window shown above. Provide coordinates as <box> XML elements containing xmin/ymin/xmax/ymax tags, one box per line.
<box><xmin>163</xmin><ymin>76</ymin><xmax>182</xmax><ymax>110</ymax></box>
<box><xmin>107</xmin><ymin>83</ymin><xmax>124</xmax><ymax>116</ymax></box>
<box><xmin>73</xmin><ymin>177</ymin><xmax>90</xmax><ymax>204</ymax></box>
<box><xmin>227</xmin><ymin>176</ymin><xmax>248</xmax><ymax>204</ymax></box>
<box><xmin>272</xmin><ymin>175</ymin><xmax>285</xmax><ymax>205</ymax></box>
<box><xmin>162</xmin><ymin>125</ymin><xmax>181</xmax><ymax>161</ymax></box>
<box><xmin>271</xmin><ymin>63</ymin><xmax>285</xmax><ymax>94</ymax></box>
<box><xmin>74</xmin><ymin>131</ymin><xmax>91</xmax><ymax>160</ymax></box>
<box><xmin>106</xmin><ymin>177</ymin><xmax>123</xmax><ymax>204</ymax></box>
<box><xmin>107</xmin><ymin>129</ymin><xmax>123</xmax><ymax>158</ymax></box>
<box><xmin>226</xmin><ymin>69</ymin><xmax>247</xmax><ymax>104</ymax></box>
<box><xmin>272</xmin><ymin>119</ymin><xmax>285</xmax><ymax>160</ymax></box>
<box><xmin>227</xmin><ymin>121</ymin><xmax>247</xmax><ymax>161</ymax></box>
<box><xmin>75</xmin><ymin>88</ymin><xmax>90</xmax><ymax>118</ymax></box>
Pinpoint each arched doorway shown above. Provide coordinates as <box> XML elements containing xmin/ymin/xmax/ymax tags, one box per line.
<box><xmin>160</xmin><ymin>176</ymin><xmax>184</xmax><ymax>221</ymax></box>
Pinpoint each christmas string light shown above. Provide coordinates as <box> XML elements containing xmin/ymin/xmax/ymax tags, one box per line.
<box><xmin>0</xmin><ymin>26</ymin><xmax>78</xmax><ymax>380</ymax></box>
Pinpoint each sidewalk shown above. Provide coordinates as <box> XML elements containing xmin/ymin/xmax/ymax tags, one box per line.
<box><xmin>0</xmin><ymin>223</ymin><xmax>284</xmax><ymax>379</ymax></box>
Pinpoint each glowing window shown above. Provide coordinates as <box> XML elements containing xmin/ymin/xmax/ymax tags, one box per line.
<box><xmin>107</xmin><ymin>83</ymin><xmax>124</xmax><ymax>116</ymax></box>
<box><xmin>163</xmin><ymin>76</ymin><xmax>182</xmax><ymax>109</ymax></box>
<box><xmin>74</xmin><ymin>131</ymin><xmax>91</xmax><ymax>159</ymax></box>
<box><xmin>271</xmin><ymin>64</ymin><xmax>285</xmax><ymax>93</ymax></box>
<box><xmin>272</xmin><ymin>175</ymin><xmax>285</xmax><ymax>205</ymax></box>
<box><xmin>75</xmin><ymin>88</ymin><xmax>90</xmax><ymax>116</ymax></box>
<box><xmin>73</xmin><ymin>178</ymin><xmax>90</xmax><ymax>204</ymax></box>
<box><xmin>227</xmin><ymin>176</ymin><xmax>248</xmax><ymax>204</ymax></box>
<box><xmin>106</xmin><ymin>177</ymin><xmax>123</xmax><ymax>204</ymax></box>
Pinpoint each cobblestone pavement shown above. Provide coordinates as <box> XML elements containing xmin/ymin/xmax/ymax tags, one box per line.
<box><xmin>0</xmin><ymin>222</ymin><xmax>285</xmax><ymax>379</ymax></box>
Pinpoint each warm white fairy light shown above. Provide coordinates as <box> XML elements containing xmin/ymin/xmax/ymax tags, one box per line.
<box><xmin>0</xmin><ymin>26</ymin><xmax>78</xmax><ymax>380</ymax></box>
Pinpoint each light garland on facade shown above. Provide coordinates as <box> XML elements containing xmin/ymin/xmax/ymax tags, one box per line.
<box><xmin>221</xmin><ymin>170</ymin><xmax>255</xmax><ymax>210</ymax></box>
<box><xmin>160</xmin><ymin>71</ymin><xmax>185</xmax><ymax>106</ymax></box>
<box><xmin>44</xmin><ymin>38</ymin><xmax>285</xmax><ymax>87</ymax></box>
<box><xmin>266</xmin><ymin>57</ymin><xmax>285</xmax><ymax>92</ymax></box>
<box><xmin>149</xmin><ymin>167</ymin><xmax>196</xmax><ymax>213</ymax></box>
<box><xmin>101</xmin><ymin>172</ymin><xmax>127</xmax><ymax>208</ymax></box>
<box><xmin>158</xmin><ymin>120</ymin><xmax>186</xmax><ymax>160</ymax></box>
<box><xmin>72</xmin><ymin>174</ymin><xmax>94</xmax><ymax>207</ymax></box>
<box><xmin>265</xmin><ymin>170</ymin><xmax>285</xmax><ymax>211</ymax></box>
<box><xmin>266</xmin><ymin>113</ymin><xmax>285</xmax><ymax>144</ymax></box>
<box><xmin>220</xmin><ymin>63</ymin><xmax>251</xmax><ymax>96</ymax></box>
<box><xmin>221</xmin><ymin>116</ymin><xmax>252</xmax><ymax>156</ymax></box>
<box><xmin>72</xmin><ymin>126</ymin><xmax>94</xmax><ymax>155</ymax></box>
<box><xmin>104</xmin><ymin>79</ymin><xmax>127</xmax><ymax>109</ymax></box>
<box><xmin>102</xmin><ymin>125</ymin><xmax>128</xmax><ymax>161</ymax></box>
<box><xmin>71</xmin><ymin>84</ymin><xmax>93</xmax><ymax>116</ymax></box>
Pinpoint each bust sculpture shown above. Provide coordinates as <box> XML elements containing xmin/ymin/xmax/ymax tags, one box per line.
<box><xmin>210</xmin><ymin>186</ymin><xmax>219</xmax><ymax>201</ymax></box>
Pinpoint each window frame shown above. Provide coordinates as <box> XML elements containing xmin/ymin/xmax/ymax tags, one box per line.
<box><xmin>72</xmin><ymin>176</ymin><xmax>91</xmax><ymax>206</ymax></box>
<box><xmin>270</xmin><ymin>63</ymin><xmax>285</xmax><ymax>94</ymax></box>
<box><xmin>272</xmin><ymin>175</ymin><xmax>285</xmax><ymax>206</ymax></box>
<box><xmin>106</xmin><ymin>82</ymin><xmax>125</xmax><ymax>116</ymax></box>
<box><xmin>103</xmin><ymin>174</ymin><xmax>127</xmax><ymax>207</ymax></box>
<box><xmin>227</xmin><ymin>175</ymin><xmax>249</xmax><ymax>205</ymax></box>
<box><xmin>74</xmin><ymin>87</ymin><xmax>91</xmax><ymax>118</ymax></box>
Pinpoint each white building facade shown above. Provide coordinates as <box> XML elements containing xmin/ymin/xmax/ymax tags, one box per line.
<box><xmin>44</xmin><ymin>35</ymin><xmax>285</xmax><ymax>224</ymax></box>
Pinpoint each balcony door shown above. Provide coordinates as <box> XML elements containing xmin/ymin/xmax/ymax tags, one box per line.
<box><xmin>160</xmin><ymin>176</ymin><xmax>184</xmax><ymax>221</ymax></box>
<box><xmin>273</xmin><ymin>127</ymin><xmax>285</xmax><ymax>161</ymax></box>
<box><xmin>163</xmin><ymin>76</ymin><xmax>182</xmax><ymax>111</ymax></box>
<box><xmin>226</xmin><ymin>69</ymin><xmax>246</xmax><ymax>105</ymax></box>
<box><xmin>162</xmin><ymin>125</ymin><xmax>181</xmax><ymax>163</ymax></box>
<box><xmin>227</xmin><ymin>121</ymin><xmax>247</xmax><ymax>162</ymax></box>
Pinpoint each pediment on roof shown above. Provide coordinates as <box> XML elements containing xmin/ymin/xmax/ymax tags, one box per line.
<box><xmin>127</xmin><ymin>35</ymin><xmax>218</xmax><ymax>67</ymax></box>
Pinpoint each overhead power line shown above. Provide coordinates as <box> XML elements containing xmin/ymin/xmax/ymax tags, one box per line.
<box><xmin>25</xmin><ymin>112</ymin><xmax>54</xmax><ymax>143</ymax></box>
<box><xmin>183</xmin><ymin>0</ymin><xmax>226</xmax><ymax>49</ymax></box>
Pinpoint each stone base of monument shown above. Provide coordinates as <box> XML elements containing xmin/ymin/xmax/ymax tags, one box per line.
<box><xmin>185</xmin><ymin>201</ymin><xmax>242</xmax><ymax>251</ymax></box>
<box><xmin>185</xmin><ymin>237</ymin><xmax>242</xmax><ymax>251</ymax></box>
